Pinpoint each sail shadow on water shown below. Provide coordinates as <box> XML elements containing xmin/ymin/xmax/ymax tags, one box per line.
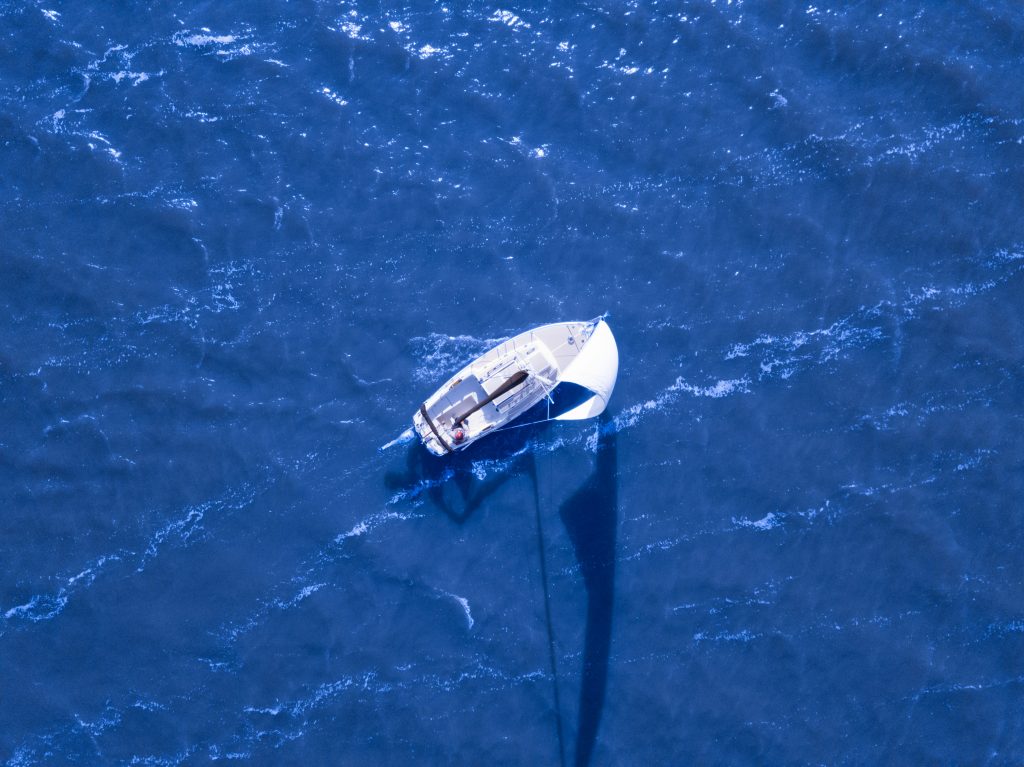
<box><xmin>558</xmin><ymin>416</ymin><xmax>617</xmax><ymax>767</ymax></box>
<box><xmin>380</xmin><ymin>412</ymin><xmax>617</xmax><ymax>767</ymax></box>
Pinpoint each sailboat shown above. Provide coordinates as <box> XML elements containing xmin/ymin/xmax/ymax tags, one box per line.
<box><xmin>409</xmin><ymin>318</ymin><xmax>619</xmax><ymax>456</ymax></box>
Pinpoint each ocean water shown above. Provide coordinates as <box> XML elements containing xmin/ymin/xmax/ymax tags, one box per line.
<box><xmin>2</xmin><ymin>1</ymin><xmax>1023</xmax><ymax>764</ymax></box>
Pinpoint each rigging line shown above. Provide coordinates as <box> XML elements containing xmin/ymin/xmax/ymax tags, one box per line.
<box><xmin>524</xmin><ymin>359</ymin><xmax>557</xmax><ymax>404</ymax></box>
<box><xmin>489</xmin><ymin>318</ymin><xmax>602</xmax><ymax>436</ymax></box>
<box><xmin>492</xmin><ymin>414</ymin><xmax>557</xmax><ymax>434</ymax></box>
<box><xmin>531</xmin><ymin>453</ymin><xmax>566</xmax><ymax>767</ymax></box>
<box><xmin>466</xmin><ymin>317</ymin><xmax>601</xmax><ymax>385</ymax></box>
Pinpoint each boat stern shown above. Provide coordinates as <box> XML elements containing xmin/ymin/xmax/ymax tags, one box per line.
<box><xmin>412</xmin><ymin>405</ymin><xmax>452</xmax><ymax>456</ymax></box>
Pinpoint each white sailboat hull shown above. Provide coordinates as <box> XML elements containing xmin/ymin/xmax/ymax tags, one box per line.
<box><xmin>412</xmin><ymin>319</ymin><xmax>618</xmax><ymax>456</ymax></box>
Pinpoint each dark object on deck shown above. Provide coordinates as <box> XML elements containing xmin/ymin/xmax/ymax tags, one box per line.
<box><xmin>453</xmin><ymin>370</ymin><xmax>529</xmax><ymax>427</ymax></box>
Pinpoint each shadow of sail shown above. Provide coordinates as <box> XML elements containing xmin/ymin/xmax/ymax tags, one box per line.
<box><xmin>559</xmin><ymin>419</ymin><xmax>618</xmax><ymax>767</ymax></box>
<box><xmin>381</xmin><ymin>414</ymin><xmax>618</xmax><ymax>767</ymax></box>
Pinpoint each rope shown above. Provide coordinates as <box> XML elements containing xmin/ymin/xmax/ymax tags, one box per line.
<box><xmin>492</xmin><ymin>414</ymin><xmax>557</xmax><ymax>434</ymax></box>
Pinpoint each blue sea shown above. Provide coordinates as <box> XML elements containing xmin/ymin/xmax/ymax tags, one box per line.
<box><xmin>2</xmin><ymin>1</ymin><xmax>1023</xmax><ymax>764</ymax></box>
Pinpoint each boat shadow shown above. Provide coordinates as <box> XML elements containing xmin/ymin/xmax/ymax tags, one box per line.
<box><xmin>383</xmin><ymin>419</ymin><xmax>550</xmax><ymax>522</ymax></box>
<box><xmin>382</xmin><ymin>417</ymin><xmax>618</xmax><ymax>767</ymax></box>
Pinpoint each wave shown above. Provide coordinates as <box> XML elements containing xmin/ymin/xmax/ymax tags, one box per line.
<box><xmin>408</xmin><ymin>332</ymin><xmax>505</xmax><ymax>383</ymax></box>
<box><xmin>2</xmin><ymin>552</ymin><xmax>123</xmax><ymax>628</ymax></box>
<box><xmin>1</xmin><ymin>482</ymin><xmax>260</xmax><ymax>633</ymax></box>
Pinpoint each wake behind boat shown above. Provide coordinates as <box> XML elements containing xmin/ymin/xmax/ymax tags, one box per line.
<box><xmin>409</xmin><ymin>318</ymin><xmax>618</xmax><ymax>456</ymax></box>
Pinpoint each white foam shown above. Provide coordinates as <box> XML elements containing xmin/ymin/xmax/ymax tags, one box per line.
<box><xmin>219</xmin><ymin>580</ymin><xmax>329</xmax><ymax>644</ymax></box>
<box><xmin>172</xmin><ymin>30</ymin><xmax>263</xmax><ymax>61</ymax></box>
<box><xmin>679</xmin><ymin>378</ymin><xmax>750</xmax><ymax>398</ymax></box>
<box><xmin>138</xmin><ymin>486</ymin><xmax>256</xmax><ymax>571</ymax></box>
<box><xmin>176</xmin><ymin>33</ymin><xmax>237</xmax><ymax>47</ymax></box>
<box><xmin>733</xmin><ymin>501</ymin><xmax>833</xmax><ymax>533</ymax></box>
<box><xmin>469</xmin><ymin>444</ymin><xmax>530</xmax><ymax>481</ymax></box>
<box><xmin>74</xmin><ymin>707</ymin><xmax>122</xmax><ymax>737</ymax></box>
<box><xmin>217</xmin><ymin>44</ymin><xmax>252</xmax><ymax>57</ymax></box>
<box><xmin>6</xmin><ymin>746</ymin><xmax>34</xmax><ymax>766</ymax></box>
<box><xmin>276</xmin><ymin>583</ymin><xmax>326</xmax><ymax>610</ymax></box>
<box><xmin>613</xmin><ymin>375</ymin><xmax>749</xmax><ymax>431</ymax></box>
<box><xmin>111</xmin><ymin>70</ymin><xmax>159</xmax><ymax>86</ymax></box>
<box><xmin>339</xmin><ymin>21</ymin><xmax>363</xmax><ymax>39</ymax></box>
<box><xmin>207</xmin><ymin>746</ymin><xmax>251</xmax><ymax>761</ymax></box>
<box><xmin>320</xmin><ymin>87</ymin><xmax>348</xmax><ymax>106</ymax></box>
<box><xmin>954</xmin><ymin>449</ymin><xmax>993</xmax><ymax>472</ymax></box>
<box><xmin>336</xmin><ymin>510</ymin><xmax>419</xmax><ymax>542</ymax></box>
<box><xmin>3</xmin><ymin>552</ymin><xmax>122</xmax><ymax>623</ymax></box>
<box><xmin>913</xmin><ymin>674</ymin><xmax>1024</xmax><ymax>699</ymax></box>
<box><xmin>732</xmin><ymin>512</ymin><xmax>781</xmax><ymax>531</ymax></box>
<box><xmin>440</xmin><ymin>591</ymin><xmax>474</xmax><ymax>629</ymax></box>
<box><xmin>725</xmin><ymin>313</ymin><xmax>885</xmax><ymax>378</ymax></box>
<box><xmin>991</xmin><ymin>247</ymin><xmax>1024</xmax><ymax>264</ymax></box>
<box><xmin>769</xmin><ymin>89</ymin><xmax>788</xmax><ymax>109</ymax></box>
<box><xmin>693</xmin><ymin>629</ymin><xmax>760</xmax><ymax>643</ymax></box>
<box><xmin>244</xmin><ymin>704</ymin><xmax>282</xmax><ymax>716</ymax></box>
<box><xmin>490</xmin><ymin>10</ymin><xmax>530</xmax><ymax>29</ymax></box>
<box><xmin>409</xmin><ymin>332</ymin><xmax>504</xmax><ymax>382</ymax></box>
<box><xmin>379</xmin><ymin>427</ymin><xmax>415</xmax><ymax>452</ymax></box>
<box><xmin>132</xmin><ymin>699</ymin><xmax>167</xmax><ymax>712</ymax></box>
<box><xmin>4</xmin><ymin>593</ymin><xmax>66</xmax><ymax>621</ymax></box>
<box><xmin>239</xmin><ymin>660</ymin><xmax>545</xmax><ymax>734</ymax></box>
<box><xmin>338</xmin><ymin>520</ymin><xmax>369</xmax><ymax>540</ymax></box>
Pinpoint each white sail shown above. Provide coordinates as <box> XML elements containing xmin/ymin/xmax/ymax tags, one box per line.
<box><xmin>553</xmin><ymin>319</ymin><xmax>619</xmax><ymax>421</ymax></box>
